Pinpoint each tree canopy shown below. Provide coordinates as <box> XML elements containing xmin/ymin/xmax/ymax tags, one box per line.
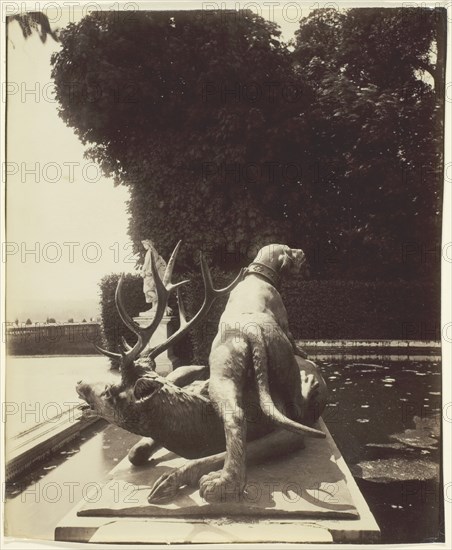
<box><xmin>292</xmin><ymin>7</ymin><xmax>444</xmax><ymax>279</ymax></box>
<box><xmin>51</xmin><ymin>8</ymin><xmax>445</xmax><ymax>280</ymax></box>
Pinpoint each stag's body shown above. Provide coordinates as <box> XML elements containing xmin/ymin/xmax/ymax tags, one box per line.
<box><xmin>109</xmin><ymin>377</ymin><xmax>226</xmax><ymax>459</ymax></box>
<box><xmin>79</xmin><ymin>372</ymin><xmax>270</xmax><ymax>459</ymax></box>
<box><xmin>78</xmin><ymin>357</ymin><xmax>325</xmax><ymax>459</ymax></box>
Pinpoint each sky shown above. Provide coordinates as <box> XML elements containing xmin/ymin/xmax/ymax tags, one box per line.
<box><xmin>5</xmin><ymin>4</ymin><xmax>304</xmax><ymax>323</ymax></box>
<box><xmin>6</xmin><ymin>18</ymin><xmax>135</xmax><ymax>322</ymax></box>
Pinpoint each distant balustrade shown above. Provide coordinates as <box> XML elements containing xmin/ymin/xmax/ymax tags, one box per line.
<box><xmin>5</xmin><ymin>323</ymin><xmax>102</xmax><ymax>355</ymax></box>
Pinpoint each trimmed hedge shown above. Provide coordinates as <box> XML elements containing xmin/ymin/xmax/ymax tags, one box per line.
<box><xmin>99</xmin><ymin>273</ymin><xmax>146</xmax><ymax>368</ymax></box>
<box><xmin>280</xmin><ymin>278</ymin><xmax>440</xmax><ymax>342</ymax></box>
<box><xmin>99</xmin><ymin>272</ymin><xmax>440</xmax><ymax>367</ymax></box>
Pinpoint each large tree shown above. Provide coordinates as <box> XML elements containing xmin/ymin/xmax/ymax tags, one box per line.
<box><xmin>292</xmin><ymin>7</ymin><xmax>445</xmax><ymax>280</ymax></box>
<box><xmin>51</xmin><ymin>8</ymin><xmax>445</xmax><ymax>280</ymax></box>
<box><xmin>52</xmin><ymin>10</ymin><xmax>312</xmax><ymax>272</ymax></box>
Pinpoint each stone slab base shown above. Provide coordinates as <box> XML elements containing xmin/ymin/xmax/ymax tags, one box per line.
<box><xmin>55</xmin><ymin>420</ymin><xmax>380</xmax><ymax>543</ymax></box>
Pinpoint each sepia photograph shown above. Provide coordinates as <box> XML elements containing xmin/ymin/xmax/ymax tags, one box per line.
<box><xmin>1</xmin><ymin>1</ymin><xmax>450</xmax><ymax>547</ymax></box>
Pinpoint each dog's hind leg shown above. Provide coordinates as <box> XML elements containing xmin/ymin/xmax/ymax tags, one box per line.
<box><xmin>203</xmin><ymin>341</ymin><xmax>249</xmax><ymax>502</ymax></box>
<box><xmin>203</xmin><ymin>375</ymin><xmax>247</xmax><ymax>502</ymax></box>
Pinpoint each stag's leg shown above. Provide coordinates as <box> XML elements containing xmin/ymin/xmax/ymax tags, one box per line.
<box><xmin>299</xmin><ymin>370</ymin><xmax>320</xmax><ymax>422</ymax></box>
<box><xmin>128</xmin><ymin>438</ymin><xmax>162</xmax><ymax>466</ymax></box>
<box><xmin>148</xmin><ymin>429</ymin><xmax>305</xmax><ymax>503</ymax></box>
<box><xmin>280</xmin><ymin>355</ymin><xmax>305</xmax><ymax>423</ymax></box>
<box><xmin>288</xmin><ymin>330</ymin><xmax>308</xmax><ymax>359</ymax></box>
<box><xmin>165</xmin><ymin>364</ymin><xmax>208</xmax><ymax>387</ymax></box>
<box><xmin>297</xmin><ymin>358</ymin><xmax>328</xmax><ymax>425</ymax></box>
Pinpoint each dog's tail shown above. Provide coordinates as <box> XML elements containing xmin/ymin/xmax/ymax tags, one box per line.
<box><xmin>246</xmin><ymin>328</ymin><xmax>326</xmax><ymax>439</ymax></box>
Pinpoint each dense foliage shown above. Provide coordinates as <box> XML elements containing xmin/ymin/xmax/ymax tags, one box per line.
<box><xmin>52</xmin><ymin>8</ymin><xmax>445</xmax><ymax>281</ymax></box>
<box><xmin>292</xmin><ymin>8</ymin><xmax>445</xmax><ymax>280</ymax></box>
<box><xmin>98</xmin><ymin>273</ymin><xmax>146</xmax><ymax>368</ymax></box>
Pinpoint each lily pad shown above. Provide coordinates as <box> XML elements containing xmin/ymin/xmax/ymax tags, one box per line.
<box><xmin>352</xmin><ymin>458</ymin><xmax>439</xmax><ymax>483</ymax></box>
<box><xmin>366</xmin><ymin>442</ymin><xmax>410</xmax><ymax>451</ymax></box>
<box><xmin>390</xmin><ymin>431</ymin><xmax>437</xmax><ymax>450</ymax></box>
<box><xmin>389</xmin><ymin>415</ymin><xmax>440</xmax><ymax>450</ymax></box>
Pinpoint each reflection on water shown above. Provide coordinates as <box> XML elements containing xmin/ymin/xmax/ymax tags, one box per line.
<box><xmin>5</xmin><ymin>354</ymin><xmax>132</xmax><ymax>540</ymax></box>
<box><xmin>6</xmin><ymin>355</ymin><xmax>119</xmax><ymax>439</ymax></box>
<box><xmin>5</xmin><ymin>423</ymin><xmax>140</xmax><ymax>540</ymax></box>
<box><xmin>320</xmin><ymin>359</ymin><xmax>443</xmax><ymax>543</ymax></box>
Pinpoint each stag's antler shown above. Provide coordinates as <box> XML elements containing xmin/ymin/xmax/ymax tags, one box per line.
<box><xmin>95</xmin><ymin>241</ymin><xmax>188</xmax><ymax>370</ymax></box>
<box><xmin>96</xmin><ymin>242</ymin><xmax>244</xmax><ymax>376</ymax></box>
<box><xmin>147</xmin><ymin>254</ymin><xmax>244</xmax><ymax>361</ymax></box>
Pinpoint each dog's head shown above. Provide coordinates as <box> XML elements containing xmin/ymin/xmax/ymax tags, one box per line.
<box><xmin>253</xmin><ymin>244</ymin><xmax>306</xmax><ymax>277</ymax></box>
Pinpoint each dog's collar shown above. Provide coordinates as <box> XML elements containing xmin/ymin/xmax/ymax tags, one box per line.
<box><xmin>244</xmin><ymin>262</ymin><xmax>280</xmax><ymax>288</ymax></box>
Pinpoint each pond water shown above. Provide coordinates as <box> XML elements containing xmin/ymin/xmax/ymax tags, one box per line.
<box><xmin>4</xmin><ymin>355</ymin><xmax>443</xmax><ymax>543</ymax></box>
<box><xmin>5</xmin><ymin>355</ymin><xmax>119</xmax><ymax>439</ymax></box>
<box><xmin>319</xmin><ymin>357</ymin><xmax>443</xmax><ymax>544</ymax></box>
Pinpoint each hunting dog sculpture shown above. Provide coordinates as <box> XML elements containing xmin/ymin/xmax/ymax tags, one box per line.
<box><xmin>76</xmin><ymin>242</ymin><xmax>327</xmax><ymax>503</ymax></box>
<box><xmin>202</xmin><ymin>244</ymin><xmax>325</xmax><ymax>501</ymax></box>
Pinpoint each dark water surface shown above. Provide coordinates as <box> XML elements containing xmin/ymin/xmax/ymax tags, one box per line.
<box><xmin>5</xmin><ymin>357</ymin><xmax>443</xmax><ymax>543</ymax></box>
<box><xmin>319</xmin><ymin>358</ymin><xmax>443</xmax><ymax>543</ymax></box>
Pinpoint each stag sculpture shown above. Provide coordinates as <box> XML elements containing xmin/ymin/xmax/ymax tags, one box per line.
<box><xmin>77</xmin><ymin>242</ymin><xmax>327</xmax><ymax>503</ymax></box>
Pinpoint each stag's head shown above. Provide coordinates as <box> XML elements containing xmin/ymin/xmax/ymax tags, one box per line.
<box><xmin>76</xmin><ymin>241</ymin><xmax>243</xmax><ymax>429</ymax></box>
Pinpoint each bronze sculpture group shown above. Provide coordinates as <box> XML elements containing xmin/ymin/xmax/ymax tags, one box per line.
<box><xmin>76</xmin><ymin>242</ymin><xmax>328</xmax><ymax>504</ymax></box>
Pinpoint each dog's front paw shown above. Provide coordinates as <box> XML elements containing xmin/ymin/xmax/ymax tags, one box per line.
<box><xmin>199</xmin><ymin>470</ymin><xmax>245</xmax><ymax>503</ymax></box>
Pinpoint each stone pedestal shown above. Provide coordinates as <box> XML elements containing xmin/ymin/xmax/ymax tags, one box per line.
<box><xmin>133</xmin><ymin>314</ymin><xmax>179</xmax><ymax>375</ymax></box>
<box><xmin>55</xmin><ymin>420</ymin><xmax>380</xmax><ymax>544</ymax></box>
